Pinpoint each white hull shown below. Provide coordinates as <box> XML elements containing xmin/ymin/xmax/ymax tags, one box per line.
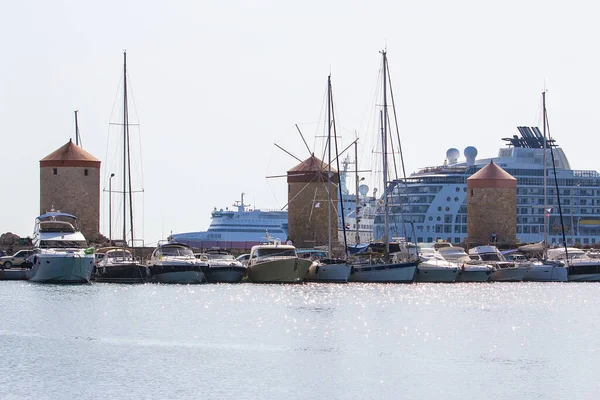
<box><xmin>204</xmin><ymin>266</ymin><xmax>246</xmax><ymax>283</ymax></box>
<box><xmin>305</xmin><ymin>262</ymin><xmax>351</xmax><ymax>283</ymax></box>
<box><xmin>348</xmin><ymin>262</ymin><xmax>417</xmax><ymax>283</ymax></box>
<box><xmin>489</xmin><ymin>266</ymin><xmax>528</xmax><ymax>282</ymax></box>
<box><xmin>523</xmin><ymin>265</ymin><xmax>568</xmax><ymax>282</ymax></box>
<box><xmin>248</xmin><ymin>258</ymin><xmax>310</xmax><ymax>283</ymax></box>
<box><xmin>455</xmin><ymin>269</ymin><xmax>492</xmax><ymax>282</ymax></box>
<box><xmin>415</xmin><ymin>265</ymin><xmax>460</xmax><ymax>283</ymax></box>
<box><xmin>568</xmin><ymin>273</ymin><xmax>600</xmax><ymax>282</ymax></box>
<box><xmin>151</xmin><ymin>270</ymin><xmax>206</xmax><ymax>284</ymax></box>
<box><xmin>28</xmin><ymin>253</ymin><xmax>94</xmax><ymax>283</ymax></box>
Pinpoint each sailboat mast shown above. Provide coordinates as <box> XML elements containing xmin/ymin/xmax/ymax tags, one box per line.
<box><xmin>542</xmin><ymin>91</ymin><xmax>548</xmax><ymax>258</ymax></box>
<box><xmin>381</xmin><ymin>50</ymin><xmax>390</xmax><ymax>261</ymax></box>
<box><xmin>327</xmin><ymin>75</ymin><xmax>333</xmax><ymax>257</ymax></box>
<box><xmin>122</xmin><ymin>52</ymin><xmax>128</xmax><ymax>249</ymax></box>
<box><xmin>355</xmin><ymin>140</ymin><xmax>360</xmax><ymax>245</ymax></box>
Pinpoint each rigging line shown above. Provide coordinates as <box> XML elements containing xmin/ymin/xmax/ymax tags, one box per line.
<box><xmin>545</xmin><ymin>100</ymin><xmax>569</xmax><ymax>259</ymax></box>
<box><xmin>330</xmin><ymin>80</ymin><xmax>348</xmax><ymax>256</ymax></box>
<box><xmin>123</xmin><ymin>71</ymin><xmax>145</xmax><ymax>189</ymax></box>
<box><xmin>280</xmin><ymin>170</ymin><xmax>326</xmax><ymax>210</ymax></box>
<box><xmin>314</xmin><ymin>84</ymin><xmax>329</xmax><ymax>154</ymax></box>
<box><xmin>103</xmin><ymin>71</ymin><xmax>125</xmax><ymax>189</ymax></box>
<box><xmin>386</xmin><ymin>60</ymin><xmax>412</xmax><ymax>242</ymax></box>
<box><xmin>308</xmin><ymin>187</ymin><xmax>319</xmax><ymax>223</ymax></box>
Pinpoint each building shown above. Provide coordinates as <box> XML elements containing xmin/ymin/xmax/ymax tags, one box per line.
<box><xmin>39</xmin><ymin>139</ymin><xmax>101</xmax><ymax>240</ymax></box>
<box><xmin>466</xmin><ymin>160</ymin><xmax>517</xmax><ymax>246</ymax></box>
<box><xmin>287</xmin><ymin>154</ymin><xmax>338</xmax><ymax>249</ymax></box>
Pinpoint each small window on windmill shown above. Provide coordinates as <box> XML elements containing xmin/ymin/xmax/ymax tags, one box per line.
<box><xmin>84</xmin><ymin>169</ymin><xmax>88</xmax><ymax>176</ymax></box>
<box><xmin>53</xmin><ymin>168</ymin><xmax>57</xmax><ymax>175</ymax></box>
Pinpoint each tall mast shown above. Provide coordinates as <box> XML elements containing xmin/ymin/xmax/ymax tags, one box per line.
<box><xmin>327</xmin><ymin>75</ymin><xmax>333</xmax><ymax>257</ymax></box>
<box><xmin>355</xmin><ymin>140</ymin><xmax>360</xmax><ymax>245</ymax></box>
<box><xmin>74</xmin><ymin>110</ymin><xmax>80</xmax><ymax>147</ymax></box>
<box><xmin>381</xmin><ymin>50</ymin><xmax>390</xmax><ymax>262</ymax></box>
<box><xmin>542</xmin><ymin>91</ymin><xmax>548</xmax><ymax>258</ymax></box>
<box><xmin>122</xmin><ymin>51</ymin><xmax>128</xmax><ymax>249</ymax></box>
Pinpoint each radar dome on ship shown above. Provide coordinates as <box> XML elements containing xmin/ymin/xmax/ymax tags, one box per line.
<box><xmin>446</xmin><ymin>148</ymin><xmax>460</xmax><ymax>164</ymax></box>
<box><xmin>464</xmin><ymin>146</ymin><xmax>478</xmax><ymax>166</ymax></box>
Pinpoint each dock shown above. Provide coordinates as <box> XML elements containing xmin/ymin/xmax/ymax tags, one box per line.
<box><xmin>0</xmin><ymin>268</ymin><xmax>29</xmax><ymax>280</ymax></box>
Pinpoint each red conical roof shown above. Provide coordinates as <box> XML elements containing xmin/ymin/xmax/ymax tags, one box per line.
<box><xmin>287</xmin><ymin>154</ymin><xmax>338</xmax><ymax>183</ymax></box>
<box><xmin>40</xmin><ymin>139</ymin><xmax>101</xmax><ymax>168</ymax></box>
<box><xmin>467</xmin><ymin>160</ymin><xmax>516</xmax><ymax>188</ymax></box>
<box><xmin>288</xmin><ymin>154</ymin><xmax>337</xmax><ymax>173</ymax></box>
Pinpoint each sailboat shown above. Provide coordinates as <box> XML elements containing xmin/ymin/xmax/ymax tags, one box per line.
<box><xmin>93</xmin><ymin>52</ymin><xmax>150</xmax><ymax>283</ymax></box>
<box><xmin>348</xmin><ymin>50</ymin><xmax>418</xmax><ymax>283</ymax></box>
<box><xmin>305</xmin><ymin>75</ymin><xmax>352</xmax><ymax>282</ymax></box>
<box><xmin>521</xmin><ymin>92</ymin><xmax>568</xmax><ymax>282</ymax></box>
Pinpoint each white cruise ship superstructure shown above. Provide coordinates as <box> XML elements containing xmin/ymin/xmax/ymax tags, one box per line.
<box><xmin>375</xmin><ymin>127</ymin><xmax>600</xmax><ymax>246</ymax></box>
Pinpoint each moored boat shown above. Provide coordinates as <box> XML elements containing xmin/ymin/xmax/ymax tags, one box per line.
<box><xmin>149</xmin><ymin>242</ymin><xmax>208</xmax><ymax>284</ymax></box>
<box><xmin>93</xmin><ymin>247</ymin><xmax>149</xmax><ymax>283</ymax></box>
<box><xmin>469</xmin><ymin>246</ymin><xmax>527</xmax><ymax>282</ymax></box>
<box><xmin>305</xmin><ymin>258</ymin><xmax>351</xmax><ymax>283</ymax></box>
<box><xmin>28</xmin><ymin>211</ymin><xmax>95</xmax><ymax>283</ymax></box>
<box><xmin>415</xmin><ymin>247</ymin><xmax>460</xmax><ymax>283</ymax></box>
<box><xmin>197</xmin><ymin>249</ymin><xmax>247</xmax><ymax>283</ymax></box>
<box><xmin>547</xmin><ymin>247</ymin><xmax>600</xmax><ymax>281</ymax></box>
<box><xmin>247</xmin><ymin>237</ymin><xmax>311</xmax><ymax>283</ymax></box>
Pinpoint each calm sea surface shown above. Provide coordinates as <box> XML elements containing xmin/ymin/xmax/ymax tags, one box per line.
<box><xmin>0</xmin><ymin>281</ymin><xmax>599</xmax><ymax>399</ymax></box>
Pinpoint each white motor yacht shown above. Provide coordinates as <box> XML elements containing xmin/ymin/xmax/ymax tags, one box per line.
<box><xmin>94</xmin><ymin>247</ymin><xmax>149</xmax><ymax>283</ymax></box>
<box><xmin>438</xmin><ymin>246</ymin><xmax>493</xmax><ymax>282</ymax></box>
<box><xmin>148</xmin><ymin>242</ymin><xmax>208</xmax><ymax>284</ymax></box>
<box><xmin>28</xmin><ymin>211</ymin><xmax>95</xmax><ymax>283</ymax></box>
<box><xmin>547</xmin><ymin>247</ymin><xmax>600</xmax><ymax>281</ymax></box>
<box><xmin>197</xmin><ymin>249</ymin><xmax>247</xmax><ymax>283</ymax></box>
<box><xmin>469</xmin><ymin>246</ymin><xmax>528</xmax><ymax>282</ymax></box>
<box><xmin>247</xmin><ymin>237</ymin><xmax>311</xmax><ymax>283</ymax></box>
<box><xmin>504</xmin><ymin>251</ymin><xmax>568</xmax><ymax>282</ymax></box>
<box><xmin>305</xmin><ymin>257</ymin><xmax>351</xmax><ymax>283</ymax></box>
<box><xmin>415</xmin><ymin>248</ymin><xmax>460</xmax><ymax>283</ymax></box>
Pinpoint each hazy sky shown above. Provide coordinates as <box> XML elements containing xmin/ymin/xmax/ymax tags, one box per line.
<box><xmin>2</xmin><ymin>0</ymin><xmax>599</xmax><ymax>245</ymax></box>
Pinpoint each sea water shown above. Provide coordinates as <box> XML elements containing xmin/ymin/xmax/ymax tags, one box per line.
<box><xmin>0</xmin><ymin>282</ymin><xmax>598</xmax><ymax>399</ymax></box>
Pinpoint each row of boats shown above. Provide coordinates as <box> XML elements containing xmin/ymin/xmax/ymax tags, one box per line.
<box><xmin>22</xmin><ymin>209</ymin><xmax>600</xmax><ymax>284</ymax></box>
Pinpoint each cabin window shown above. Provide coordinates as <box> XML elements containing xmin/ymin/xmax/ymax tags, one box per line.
<box><xmin>84</xmin><ymin>169</ymin><xmax>88</xmax><ymax>176</ymax></box>
<box><xmin>53</xmin><ymin>168</ymin><xmax>57</xmax><ymax>175</ymax></box>
<box><xmin>470</xmin><ymin>189</ymin><xmax>473</xmax><ymax>196</ymax></box>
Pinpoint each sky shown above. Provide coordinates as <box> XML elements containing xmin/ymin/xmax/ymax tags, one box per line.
<box><xmin>2</xmin><ymin>0</ymin><xmax>600</xmax><ymax>246</ymax></box>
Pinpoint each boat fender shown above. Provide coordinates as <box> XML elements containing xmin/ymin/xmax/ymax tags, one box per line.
<box><xmin>33</xmin><ymin>255</ymin><xmax>38</xmax><ymax>265</ymax></box>
<box><xmin>350</xmin><ymin>266</ymin><xmax>355</xmax><ymax>274</ymax></box>
<box><xmin>315</xmin><ymin>265</ymin><xmax>320</xmax><ymax>274</ymax></box>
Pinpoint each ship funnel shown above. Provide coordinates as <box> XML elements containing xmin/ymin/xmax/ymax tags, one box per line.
<box><xmin>446</xmin><ymin>148</ymin><xmax>460</xmax><ymax>165</ymax></box>
<box><xmin>464</xmin><ymin>146</ymin><xmax>478</xmax><ymax>166</ymax></box>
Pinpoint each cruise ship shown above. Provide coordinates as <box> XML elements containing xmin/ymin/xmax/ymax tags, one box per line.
<box><xmin>374</xmin><ymin>127</ymin><xmax>600</xmax><ymax>246</ymax></box>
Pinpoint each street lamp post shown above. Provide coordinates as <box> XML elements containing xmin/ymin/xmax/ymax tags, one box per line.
<box><xmin>109</xmin><ymin>173</ymin><xmax>115</xmax><ymax>245</ymax></box>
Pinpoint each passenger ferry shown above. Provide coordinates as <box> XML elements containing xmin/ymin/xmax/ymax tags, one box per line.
<box><xmin>169</xmin><ymin>193</ymin><xmax>289</xmax><ymax>250</ymax></box>
<box><xmin>375</xmin><ymin>127</ymin><xmax>600</xmax><ymax>246</ymax></box>
<box><xmin>170</xmin><ymin>163</ymin><xmax>377</xmax><ymax>250</ymax></box>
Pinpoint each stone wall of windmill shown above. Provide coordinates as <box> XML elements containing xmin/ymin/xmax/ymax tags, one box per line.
<box><xmin>467</xmin><ymin>160</ymin><xmax>517</xmax><ymax>247</ymax></box>
<box><xmin>287</xmin><ymin>155</ymin><xmax>339</xmax><ymax>249</ymax></box>
<box><xmin>39</xmin><ymin>139</ymin><xmax>101</xmax><ymax>240</ymax></box>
